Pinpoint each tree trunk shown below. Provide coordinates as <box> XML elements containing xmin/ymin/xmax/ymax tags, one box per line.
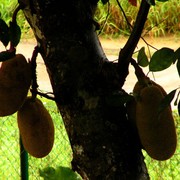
<box><xmin>19</xmin><ymin>0</ymin><xmax>150</xmax><ymax>179</ymax></box>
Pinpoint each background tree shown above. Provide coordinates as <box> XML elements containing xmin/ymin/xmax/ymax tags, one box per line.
<box><xmin>2</xmin><ymin>0</ymin><xmax>177</xmax><ymax>179</ymax></box>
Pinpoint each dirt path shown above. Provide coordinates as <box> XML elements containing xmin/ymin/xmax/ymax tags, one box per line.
<box><xmin>14</xmin><ymin>35</ymin><xmax>180</xmax><ymax>109</ymax></box>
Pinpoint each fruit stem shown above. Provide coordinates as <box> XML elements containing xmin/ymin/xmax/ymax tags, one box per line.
<box><xmin>30</xmin><ymin>46</ymin><xmax>39</xmax><ymax>100</ymax></box>
<box><xmin>30</xmin><ymin>90</ymin><xmax>55</xmax><ymax>101</ymax></box>
<box><xmin>130</xmin><ymin>58</ymin><xmax>149</xmax><ymax>84</ymax></box>
<box><xmin>12</xmin><ymin>5</ymin><xmax>22</xmax><ymax>24</ymax></box>
<box><xmin>130</xmin><ymin>58</ymin><xmax>145</xmax><ymax>77</ymax></box>
<box><xmin>9</xmin><ymin>5</ymin><xmax>22</xmax><ymax>51</ymax></box>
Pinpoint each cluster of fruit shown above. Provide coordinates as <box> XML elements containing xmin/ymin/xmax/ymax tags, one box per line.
<box><xmin>0</xmin><ymin>54</ymin><xmax>54</xmax><ymax>158</ymax></box>
<box><xmin>127</xmin><ymin>64</ymin><xmax>177</xmax><ymax>161</ymax></box>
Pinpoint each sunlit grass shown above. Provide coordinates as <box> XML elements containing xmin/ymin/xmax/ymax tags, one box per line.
<box><xmin>0</xmin><ymin>98</ymin><xmax>72</xmax><ymax>179</ymax></box>
<box><xmin>0</xmin><ymin>0</ymin><xmax>180</xmax><ymax>38</ymax></box>
<box><xmin>95</xmin><ymin>0</ymin><xmax>180</xmax><ymax>37</ymax></box>
<box><xmin>0</xmin><ymin>98</ymin><xmax>179</xmax><ymax>179</ymax></box>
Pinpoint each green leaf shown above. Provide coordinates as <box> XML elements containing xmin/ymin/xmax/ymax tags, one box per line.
<box><xmin>0</xmin><ymin>51</ymin><xmax>15</xmax><ymax>62</ymax></box>
<box><xmin>39</xmin><ymin>167</ymin><xmax>56</xmax><ymax>180</ymax></box>
<box><xmin>174</xmin><ymin>47</ymin><xmax>180</xmax><ymax>62</ymax></box>
<box><xmin>158</xmin><ymin>89</ymin><xmax>176</xmax><ymax>113</ymax></box>
<box><xmin>156</xmin><ymin>0</ymin><xmax>169</xmax><ymax>2</ymax></box>
<box><xmin>137</xmin><ymin>47</ymin><xmax>149</xmax><ymax>67</ymax></box>
<box><xmin>39</xmin><ymin>166</ymin><xmax>81</xmax><ymax>180</ymax></box>
<box><xmin>149</xmin><ymin>48</ymin><xmax>175</xmax><ymax>71</ymax></box>
<box><xmin>0</xmin><ymin>18</ymin><xmax>10</xmax><ymax>47</ymax></box>
<box><xmin>57</xmin><ymin>166</ymin><xmax>81</xmax><ymax>180</ymax></box>
<box><xmin>178</xmin><ymin>100</ymin><xmax>180</xmax><ymax>116</ymax></box>
<box><xmin>176</xmin><ymin>59</ymin><xmax>180</xmax><ymax>77</ymax></box>
<box><xmin>9</xmin><ymin>21</ymin><xmax>21</xmax><ymax>47</ymax></box>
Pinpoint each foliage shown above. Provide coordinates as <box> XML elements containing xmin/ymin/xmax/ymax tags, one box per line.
<box><xmin>135</xmin><ymin>45</ymin><xmax>180</xmax><ymax>111</ymax></box>
<box><xmin>95</xmin><ymin>0</ymin><xmax>138</xmax><ymax>36</ymax></box>
<box><xmin>0</xmin><ymin>0</ymin><xmax>15</xmax><ymax>21</ymax></box>
<box><xmin>0</xmin><ymin>18</ymin><xmax>21</xmax><ymax>48</ymax></box>
<box><xmin>39</xmin><ymin>166</ymin><xmax>82</xmax><ymax>180</ymax></box>
<box><xmin>137</xmin><ymin>47</ymin><xmax>149</xmax><ymax>67</ymax></box>
<box><xmin>0</xmin><ymin>98</ymin><xmax>73</xmax><ymax>179</ymax></box>
<box><xmin>0</xmin><ymin>0</ymin><xmax>33</xmax><ymax>39</ymax></box>
<box><xmin>1</xmin><ymin>0</ymin><xmax>180</xmax><ymax>38</ymax></box>
<box><xmin>95</xmin><ymin>0</ymin><xmax>180</xmax><ymax>37</ymax></box>
<box><xmin>0</xmin><ymin>99</ymin><xmax>180</xmax><ymax>179</ymax></box>
<box><xmin>149</xmin><ymin>48</ymin><xmax>176</xmax><ymax>71</ymax></box>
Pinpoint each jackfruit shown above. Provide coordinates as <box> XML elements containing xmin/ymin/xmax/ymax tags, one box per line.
<box><xmin>17</xmin><ymin>97</ymin><xmax>54</xmax><ymax>158</ymax></box>
<box><xmin>0</xmin><ymin>54</ymin><xmax>31</xmax><ymax>116</ymax></box>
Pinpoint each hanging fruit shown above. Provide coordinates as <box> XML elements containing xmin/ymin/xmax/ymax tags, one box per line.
<box><xmin>17</xmin><ymin>97</ymin><xmax>55</xmax><ymax>158</ymax></box>
<box><xmin>133</xmin><ymin>80</ymin><xmax>177</xmax><ymax>160</ymax></box>
<box><xmin>127</xmin><ymin>59</ymin><xmax>177</xmax><ymax>160</ymax></box>
<box><xmin>0</xmin><ymin>54</ymin><xmax>31</xmax><ymax>116</ymax></box>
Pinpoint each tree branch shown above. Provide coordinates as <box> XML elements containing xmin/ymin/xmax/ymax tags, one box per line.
<box><xmin>117</xmin><ymin>0</ymin><xmax>150</xmax><ymax>88</ymax></box>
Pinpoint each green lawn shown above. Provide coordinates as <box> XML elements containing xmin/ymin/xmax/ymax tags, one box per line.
<box><xmin>0</xmin><ymin>98</ymin><xmax>72</xmax><ymax>179</ymax></box>
<box><xmin>0</xmin><ymin>98</ymin><xmax>179</xmax><ymax>179</ymax></box>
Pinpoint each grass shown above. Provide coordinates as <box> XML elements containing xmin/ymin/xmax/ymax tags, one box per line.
<box><xmin>0</xmin><ymin>0</ymin><xmax>180</xmax><ymax>38</ymax></box>
<box><xmin>0</xmin><ymin>98</ymin><xmax>180</xmax><ymax>179</ymax></box>
<box><xmin>95</xmin><ymin>0</ymin><xmax>180</xmax><ymax>37</ymax></box>
<box><xmin>0</xmin><ymin>98</ymin><xmax>73</xmax><ymax>179</ymax></box>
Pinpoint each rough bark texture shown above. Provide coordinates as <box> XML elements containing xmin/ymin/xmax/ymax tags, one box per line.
<box><xmin>19</xmin><ymin>0</ymin><xmax>150</xmax><ymax>179</ymax></box>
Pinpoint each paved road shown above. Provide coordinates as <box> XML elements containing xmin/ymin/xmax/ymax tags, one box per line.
<box><xmin>14</xmin><ymin>37</ymin><xmax>180</xmax><ymax>109</ymax></box>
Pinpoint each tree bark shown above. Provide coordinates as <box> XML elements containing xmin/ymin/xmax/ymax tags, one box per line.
<box><xmin>19</xmin><ymin>0</ymin><xmax>150</xmax><ymax>179</ymax></box>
